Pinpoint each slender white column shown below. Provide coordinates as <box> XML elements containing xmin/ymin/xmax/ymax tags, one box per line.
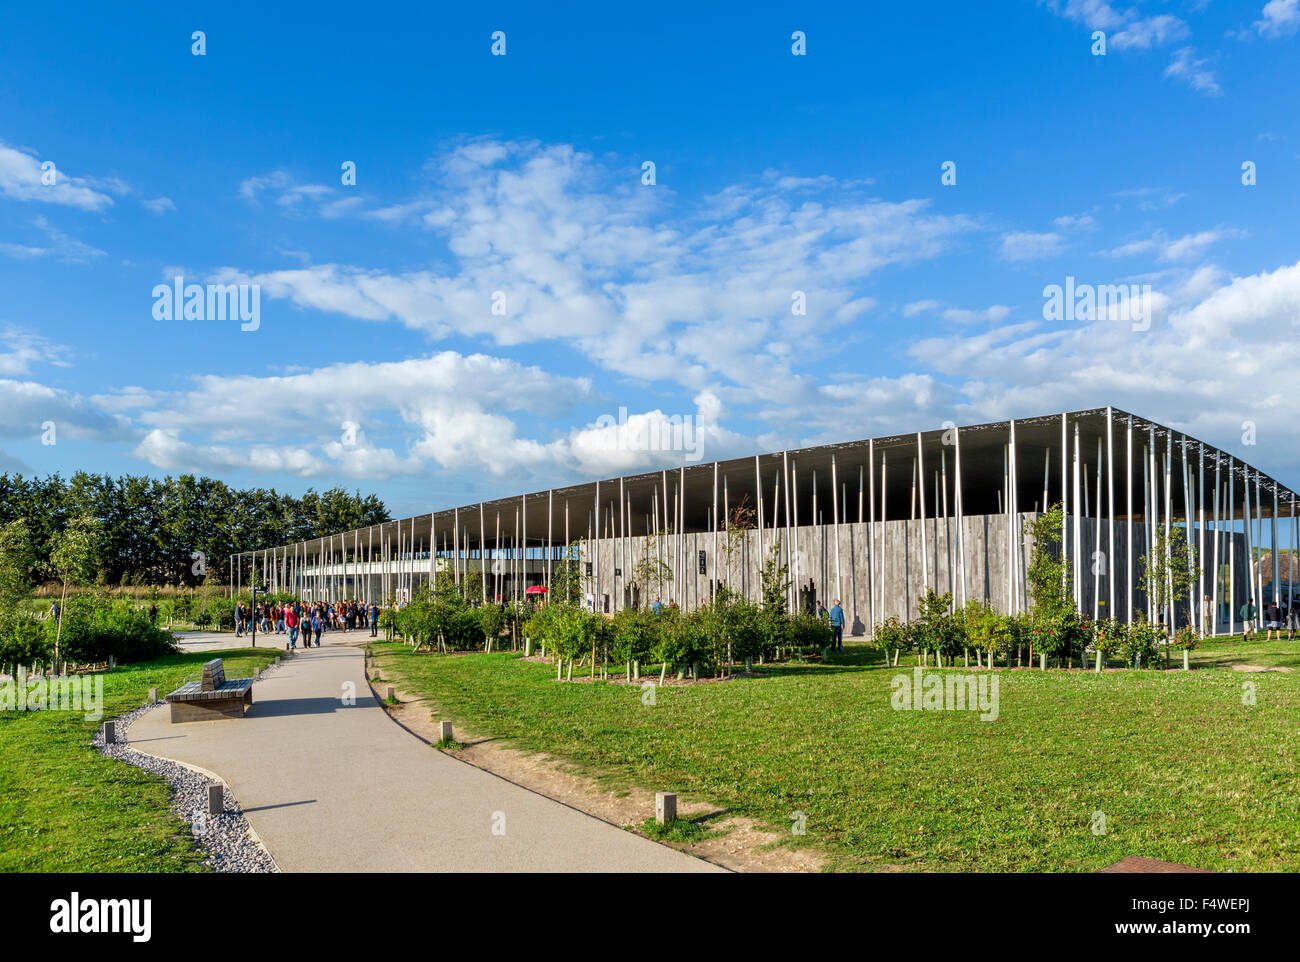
<box><xmin>1009</xmin><ymin>419</ymin><xmax>1019</xmax><ymax>614</ymax></box>
<box><xmin>1272</xmin><ymin>483</ymin><xmax>1281</xmax><ymax>610</ymax></box>
<box><xmin>1253</xmin><ymin>470</ymin><xmax>1263</xmax><ymax>615</ymax></box>
<box><xmin>1072</xmin><ymin>423</ymin><xmax>1082</xmax><ymax>611</ymax></box>
<box><xmin>788</xmin><ymin>465</ymin><xmax>795</xmax><ymax>608</ymax></box>
<box><xmin>1212</xmin><ymin>462</ymin><xmax>1221</xmax><ymax>634</ymax></box>
<box><xmin>594</xmin><ymin>480</ymin><xmax>602</xmax><ymax>609</ymax></box>
<box><xmin>917</xmin><ymin>433</ymin><xmax>928</xmax><ymax>592</ymax></box>
<box><xmin>953</xmin><ymin>431</ymin><xmax>965</xmax><ymax>610</ymax></box>
<box><xmin>1093</xmin><ymin>438</ymin><xmax>1102</xmax><ymax>621</ymax></box>
<box><xmin>831</xmin><ymin>453</ymin><xmax>842</xmax><ymax>600</ymax></box>
<box><xmin>1106</xmin><ymin>407</ymin><xmax>1115</xmax><ymax>620</ymax></box>
<box><xmin>1164</xmin><ymin>436</ymin><xmax>1173</xmax><ymax>630</ymax></box>
<box><xmin>880</xmin><ymin>452</ymin><xmax>889</xmax><ymax>616</ymax></box>
<box><xmin>1061</xmin><ymin>414</ymin><xmax>1069</xmax><ymax>597</ymax></box>
<box><xmin>1198</xmin><ymin>443</ymin><xmax>1205</xmax><ymax>630</ymax></box>
<box><xmin>1228</xmin><ymin>462</ymin><xmax>1236</xmax><ymax>629</ymax></box>
<box><xmin>869</xmin><ymin>439</ymin><xmax>879</xmax><ymax>626</ymax></box>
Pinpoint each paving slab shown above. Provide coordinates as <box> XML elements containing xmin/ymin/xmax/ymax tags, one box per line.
<box><xmin>129</xmin><ymin>640</ymin><xmax>723</xmax><ymax>873</ymax></box>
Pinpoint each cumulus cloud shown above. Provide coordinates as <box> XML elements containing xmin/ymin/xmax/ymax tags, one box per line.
<box><xmin>901</xmin><ymin>258</ymin><xmax>1300</xmax><ymax>475</ymax></box>
<box><xmin>1254</xmin><ymin>0</ymin><xmax>1300</xmax><ymax>37</ymax></box>
<box><xmin>0</xmin><ymin>143</ymin><xmax>115</xmax><ymax>211</ymax></box>
<box><xmin>222</xmin><ymin>140</ymin><xmax>978</xmax><ymax>411</ymax></box>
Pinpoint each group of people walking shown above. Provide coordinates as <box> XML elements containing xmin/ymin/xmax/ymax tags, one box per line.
<box><xmin>1239</xmin><ymin>595</ymin><xmax>1300</xmax><ymax>641</ymax></box>
<box><xmin>235</xmin><ymin>599</ymin><xmax>381</xmax><ymax>649</ymax></box>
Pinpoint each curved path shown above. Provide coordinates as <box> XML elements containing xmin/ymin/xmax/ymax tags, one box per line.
<box><xmin>129</xmin><ymin>639</ymin><xmax>722</xmax><ymax>872</ymax></box>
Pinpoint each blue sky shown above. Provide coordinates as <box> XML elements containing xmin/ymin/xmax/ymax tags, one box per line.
<box><xmin>1</xmin><ymin>0</ymin><xmax>1298</xmax><ymax>518</ymax></box>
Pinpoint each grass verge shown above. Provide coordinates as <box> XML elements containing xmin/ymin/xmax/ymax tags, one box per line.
<box><xmin>372</xmin><ymin>635</ymin><xmax>1300</xmax><ymax>872</ymax></box>
<box><xmin>0</xmin><ymin>647</ymin><xmax>278</xmax><ymax>872</ymax></box>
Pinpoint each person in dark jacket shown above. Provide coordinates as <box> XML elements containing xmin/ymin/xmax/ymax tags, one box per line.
<box><xmin>829</xmin><ymin>600</ymin><xmax>845</xmax><ymax>651</ymax></box>
<box><xmin>1265</xmin><ymin>600</ymin><xmax>1284</xmax><ymax>641</ymax></box>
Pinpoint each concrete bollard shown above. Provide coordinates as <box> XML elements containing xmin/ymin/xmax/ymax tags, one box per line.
<box><xmin>207</xmin><ymin>783</ymin><xmax>223</xmax><ymax>816</ymax></box>
<box><xmin>104</xmin><ymin>721</ymin><xmax>116</xmax><ymax>745</ymax></box>
<box><xmin>148</xmin><ymin>687</ymin><xmax>158</xmax><ymax>704</ymax></box>
<box><xmin>386</xmin><ymin>686</ymin><xmax>395</xmax><ymax>702</ymax></box>
<box><xmin>655</xmin><ymin>791</ymin><xmax>677</xmax><ymax>825</ymax></box>
<box><xmin>439</xmin><ymin>720</ymin><xmax>454</xmax><ymax>742</ymax></box>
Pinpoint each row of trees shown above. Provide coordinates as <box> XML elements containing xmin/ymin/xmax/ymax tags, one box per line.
<box><xmin>871</xmin><ymin>502</ymin><xmax>1204</xmax><ymax>670</ymax></box>
<box><xmin>523</xmin><ymin>596</ymin><xmax>835</xmax><ymax>681</ymax></box>
<box><xmin>0</xmin><ymin>516</ymin><xmax>176</xmax><ymax>672</ymax></box>
<box><xmin>0</xmin><ymin>472</ymin><xmax>389</xmax><ymax>588</ymax></box>
<box><xmin>875</xmin><ymin>592</ymin><xmax>1192</xmax><ymax>669</ymax></box>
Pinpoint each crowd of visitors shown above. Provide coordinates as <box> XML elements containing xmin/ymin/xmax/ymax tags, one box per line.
<box><xmin>235</xmin><ymin>599</ymin><xmax>382</xmax><ymax>649</ymax></box>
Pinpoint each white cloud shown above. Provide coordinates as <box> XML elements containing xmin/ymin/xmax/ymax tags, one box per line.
<box><xmin>0</xmin><ymin>377</ymin><xmax>132</xmax><ymax>442</ymax></box>
<box><xmin>225</xmin><ymin>140</ymin><xmax>978</xmax><ymax>409</ymax></box>
<box><xmin>1255</xmin><ymin>0</ymin><xmax>1300</xmax><ymax>37</ymax></box>
<box><xmin>0</xmin><ymin>143</ymin><xmax>115</xmax><ymax>211</ymax></box>
<box><xmin>903</xmin><ymin>299</ymin><xmax>942</xmax><ymax>317</ymax></box>
<box><xmin>1054</xmin><ymin>213</ymin><xmax>1097</xmax><ymax>232</ymax></box>
<box><xmin>0</xmin><ymin>327</ymin><xmax>71</xmax><ymax>375</ymax></box>
<box><xmin>1164</xmin><ymin>47</ymin><xmax>1221</xmax><ymax>95</ymax></box>
<box><xmin>1000</xmin><ymin>231</ymin><xmax>1064</xmax><ymax>262</ymax></box>
<box><xmin>943</xmin><ymin>304</ymin><xmax>1012</xmax><ymax>324</ymax></box>
<box><xmin>1045</xmin><ymin>1</ymin><xmax>1188</xmax><ymax>49</ymax></box>
<box><xmin>1106</xmin><ymin>227</ymin><xmax>1244</xmax><ymax>262</ymax></box>
<box><xmin>898</xmin><ymin>259</ymin><xmax>1300</xmax><ymax>477</ymax></box>
<box><xmin>1</xmin><ymin>215</ymin><xmax>106</xmax><ymax>263</ymax></box>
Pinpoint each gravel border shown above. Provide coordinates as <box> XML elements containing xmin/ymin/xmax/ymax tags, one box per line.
<box><xmin>92</xmin><ymin>661</ymin><xmax>285</xmax><ymax>873</ymax></box>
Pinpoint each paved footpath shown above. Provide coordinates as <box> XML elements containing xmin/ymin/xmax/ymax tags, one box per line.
<box><xmin>130</xmin><ymin>640</ymin><xmax>722</xmax><ymax>872</ymax></box>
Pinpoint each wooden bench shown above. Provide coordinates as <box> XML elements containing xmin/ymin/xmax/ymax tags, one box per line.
<box><xmin>166</xmin><ymin>658</ymin><xmax>254</xmax><ymax>722</ymax></box>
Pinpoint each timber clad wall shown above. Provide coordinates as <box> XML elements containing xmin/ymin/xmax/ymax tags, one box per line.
<box><xmin>289</xmin><ymin>513</ymin><xmax>1248</xmax><ymax>636</ymax></box>
<box><xmin>589</xmin><ymin>515</ymin><xmax>1248</xmax><ymax>633</ymax></box>
<box><xmin>242</xmin><ymin>408</ymin><xmax>1282</xmax><ymax>636</ymax></box>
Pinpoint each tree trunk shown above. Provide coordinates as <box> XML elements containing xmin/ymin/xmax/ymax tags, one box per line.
<box><xmin>53</xmin><ymin>578</ymin><xmax>69</xmax><ymax>669</ymax></box>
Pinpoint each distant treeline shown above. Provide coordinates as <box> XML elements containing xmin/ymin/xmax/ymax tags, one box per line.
<box><xmin>0</xmin><ymin>472</ymin><xmax>390</xmax><ymax>588</ymax></box>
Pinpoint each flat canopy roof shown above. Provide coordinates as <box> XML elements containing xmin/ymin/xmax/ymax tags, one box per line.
<box><xmin>244</xmin><ymin>406</ymin><xmax>1299</xmax><ymax>559</ymax></box>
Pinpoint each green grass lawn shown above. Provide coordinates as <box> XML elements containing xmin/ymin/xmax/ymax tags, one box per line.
<box><xmin>372</xmin><ymin>636</ymin><xmax>1300</xmax><ymax>872</ymax></box>
<box><xmin>0</xmin><ymin>647</ymin><xmax>278</xmax><ymax>872</ymax></box>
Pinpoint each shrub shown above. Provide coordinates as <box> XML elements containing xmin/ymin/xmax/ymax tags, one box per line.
<box><xmin>47</xmin><ymin>594</ymin><xmax>177</xmax><ymax>665</ymax></box>
<box><xmin>610</xmin><ymin>607</ymin><xmax>658</xmax><ymax>666</ymax></box>
<box><xmin>1172</xmin><ymin>624</ymin><xmax>1201</xmax><ymax>651</ymax></box>
<box><xmin>1028</xmin><ymin>611</ymin><xmax>1089</xmax><ymax>661</ymax></box>
<box><xmin>962</xmin><ymin>601</ymin><xmax>1009</xmax><ymax>658</ymax></box>
<box><xmin>756</xmin><ymin>604</ymin><xmax>792</xmax><ymax>660</ymax></box>
<box><xmin>0</xmin><ymin>616</ymin><xmax>50</xmax><ymax>669</ymax></box>
<box><xmin>477</xmin><ymin>604</ymin><xmax>506</xmax><ymax>647</ymax></box>
<box><xmin>552</xmin><ymin>604</ymin><xmax>599</xmax><ymax>664</ymax></box>
<box><xmin>1093</xmin><ymin>618</ymin><xmax>1127</xmax><ymax>656</ymax></box>
<box><xmin>524</xmin><ymin>603</ymin><xmax>561</xmax><ymax>649</ymax></box>
<box><xmin>205</xmin><ymin>598</ymin><xmax>236</xmax><ymax>631</ymax></box>
<box><xmin>1124</xmin><ymin>617</ymin><xmax>1163</xmax><ymax>667</ymax></box>
<box><xmin>874</xmin><ymin>616</ymin><xmax>911</xmax><ymax>655</ymax></box>
<box><xmin>788</xmin><ymin>611</ymin><xmax>833</xmax><ymax>652</ymax></box>
<box><xmin>655</xmin><ymin>609</ymin><xmax>712</xmax><ymax>674</ymax></box>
